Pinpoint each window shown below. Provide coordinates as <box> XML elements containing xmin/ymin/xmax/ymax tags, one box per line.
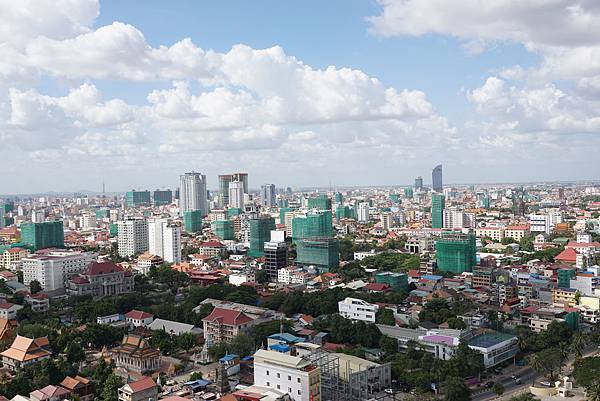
<box><xmin>297</xmin><ymin>378</ymin><xmax>301</xmax><ymax>383</ymax></box>
<box><xmin>277</xmin><ymin>384</ymin><xmax>280</xmax><ymax>389</ymax></box>
<box><xmin>266</xmin><ymin>382</ymin><xmax>270</xmax><ymax>386</ymax></box>
<box><xmin>277</xmin><ymin>373</ymin><xmax>280</xmax><ymax>378</ymax></box>
<box><xmin>298</xmin><ymin>390</ymin><xmax>302</xmax><ymax>395</ymax></box>
<box><xmin>266</xmin><ymin>370</ymin><xmax>269</xmax><ymax>376</ymax></box>
<box><xmin>288</xmin><ymin>375</ymin><xmax>291</xmax><ymax>381</ymax></box>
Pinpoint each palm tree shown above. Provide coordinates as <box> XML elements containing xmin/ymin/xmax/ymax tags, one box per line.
<box><xmin>572</xmin><ymin>331</ymin><xmax>587</xmax><ymax>360</ymax></box>
<box><xmin>586</xmin><ymin>381</ymin><xmax>600</xmax><ymax>401</ymax></box>
<box><xmin>528</xmin><ymin>353</ymin><xmax>545</xmax><ymax>385</ymax></box>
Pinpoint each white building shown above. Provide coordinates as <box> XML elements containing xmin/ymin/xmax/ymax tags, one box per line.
<box><xmin>117</xmin><ymin>218</ymin><xmax>149</xmax><ymax>258</ymax></box>
<box><xmin>229</xmin><ymin>180</ymin><xmax>245</xmax><ymax>209</ymax></box>
<box><xmin>32</xmin><ymin>209</ymin><xmax>45</xmax><ymax>223</ymax></box>
<box><xmin>253</xmin><ymin>349</ymin><xmax>321</xmax><ymax>401</ymax></box>
<box><xmin>0</xmin><ymin>302</ymin><xmax>23</xmax><ymax>320</ymax></box>
<box><xmin>180</xmin><ymin>171</ymin><xmax>208</xmax><ymax>216</ymax></box>
<box><xmin>357</xmin><ymin>202</ymin><xmax>370</xmax><ymax>223</ymax></box>
<box><xmin>22</xmin><ymin>250</ymin><xmax>95</xmax><ymax>292</ymax></box>
<box><xmin>148</xmin><ymin>218</ymin><xmax>181</xmax><ymax>264</ymax></box>
<box><xmin>262</xmin><ymin>184</ymin><xmax>277</xmax><ymax>208</ymax></box>
<box><xmin>338</xmin><ymin>297</ymin><xmax>379</xmax><ymax>323</ymax></box>
<box><xmin>529</xmin><ymin>212</ymin><xmax>562</xmax><ymax>234</ymax></box>
<box><xmin>380</xmin><ymin>213</ymin><xmax>392</xmax><ymax>231</ymax></box>
<box><xmin>443</xmin><ymin>209</ymin><xmax>475</xmax><ymax>229</ymax></box>
<box><xmin>277</xmin><ymin>267</ymin><xmax>309</xmax><ymax>285</ymax></box>
<box><xmin>80</xmin><ymin>212</ymin><xmax>97</xmax><ymax>229</ymax></box>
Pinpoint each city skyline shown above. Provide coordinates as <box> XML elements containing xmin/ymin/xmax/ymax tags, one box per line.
<box><xmin>2</xmin><ymin>1</ymin><xmax>600</xmax><ymax>193</ymax></box>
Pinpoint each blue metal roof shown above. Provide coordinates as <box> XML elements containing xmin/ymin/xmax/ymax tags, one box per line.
<box><xmin>268</xmin><ymin>333</ymin><xmax>305</xmax><ymax>343</ymax></box>
<box><xmin>219</xmin><ymin>354</ymin><xmax>239</xmax><ymax>362</ymax></box>
<box><xmin>269</xmin><ymin>343</ymin><xmax>291</xmax><ymax>352</ymax></box>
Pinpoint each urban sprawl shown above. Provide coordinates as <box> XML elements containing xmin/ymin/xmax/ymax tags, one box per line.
<box><xmin>1</xmin><ymin>166</ymin><xmax>600</xmax><ymax>401</ymax></box>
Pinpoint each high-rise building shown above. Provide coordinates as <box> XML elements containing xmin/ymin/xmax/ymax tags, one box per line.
<box><xmin>512</xmin><ymin>187</ymin><xmax>526</xmax><ymax>216</ymax></box>
<box><xmin>380</xmin><ymin>213</ymin><xmax>392</xmax><ymax>230</ymax></box>
<box><xmin>404</xmin><ymin>187</ymin><xmax>413</xmax><ymax>198</ymax></box>
<box><xmin>180</xmin><ymin>172</ymin><xmax>208</xmax><ymax>216</ymax></box>
<box><xmin>125</xmin><ymin>190</ymin><xmax>151</xmax><ymax>207</ymax></box>
<box><xmin>264</xmin><ymin>239</ymin><xmax>288</xmax><ymax>281</ymax></box>
<box><xmin>148</xmin><ymin>218</ymin><xmax>181</xmax><ymax>263</ymax></box>
<box><xmin>357</xmin><ymin>202</ymin><xmax>370</xmax><ymax>223</ymax></box>
<box><xmin>152</xmin><ymin>189</ymin><xmax>172</xmax><ymax>206</ymax></box>
<box><xmin>414</xmin><ymin>176</ymin><xmax>423</xmax><ymax>190</ymax></box>
<box><xmin>335</xmin><ymin>205</ymin><xmax>352</xmax><ymax>221</ymax></box>
<box><xmin>117</xmin><ymin>218</ymin><xmax>149</xmax><ymax>258</ymax></box>
<box><xmin>292</xmin><ymin>211</ymin><xmax>333</xmax><ymax>243</ymax></box>
<box><xmin>431</xmin><ymin>194</ymin><xmax>445</xmax><ymax>229</ymax></box>
<box><xmin>31</xmin><ymin>209</ymin><xmax>45</xmax><ymax>223</ymax></box>
<box><xmin>307</xmin><ymin>195</ymin><xmax>332</xmax><ymax>211</ymax></box>
<box><xmin>211</xmin><ymin>220</ymin><xmax>235</xmax><ymax>241</ymax></box>
<box><xmin>0</xmin><ymin>208</ymin><xmax>4</xmax><ymax>229</ymax></box>
<box><xmin>435</xmin><ymin>232</ymin><xmax>477</xmax><ymax>273</ymax></box>
<box><xmin>218</xmin><ymin>173</ymin><xmax>249</xmax><ymax>207</ymax></box>
<box><xmin>229</xmin><ymin>180</ymin><xmax>245</xmax><ymax>209</ymax></box>
<box><xmin>21</xmin><ymin>221</ymin><xmax>64</xmax><ymax>251</ymax></box>
<box><xmin>261</xmin><ymin>184</ymin><xmax>276</xmax><ymax>208</ymax></box>
<box><xmin>443</xmin><ymin>208</ymin><xmax>475</xmax><ymax>229</ymax></box>
<box><xmin>296</xmin><ymin>237</ymin><xmax>340</xmax><ymax>273</ymax></box>
<box><xmin>432</xmin><ymin>164</ymin><xmax>443</xmax><ymax>192</ymax></box>
<box><xmin>248</xmin><ymin>217</ymin><xmax>275</xmax><ymax>257</ymax></box>
<box><xmin>183</xmin><ymin>210</ymin><xmax>202</xmax><ymax>233</ymax></box>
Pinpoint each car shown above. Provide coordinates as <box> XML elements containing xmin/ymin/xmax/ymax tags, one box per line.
<box><xmin>384</xmin><ymin>388</ymin><xmax>394</xmax><ymax>394</ymax></box>
<box><xmin>541</xmin><ymin>381</ymin><xmax>552</xmax><ymax>387</ymax></box>
<box><xmin>514</xmin><ymin>377</ymin><xmax>522</xmax><ymax>384</ymax></box>
<box><xmin>484</xmin><ymin>381</ymin><xmax>495</xmax><ymax>388</ymax></box>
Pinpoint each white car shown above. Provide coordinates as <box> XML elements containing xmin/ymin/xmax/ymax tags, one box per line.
<box><xmin>384</xmin><ymin>388</ymin><xmax>394</xmax><ymax>394</ymax></box>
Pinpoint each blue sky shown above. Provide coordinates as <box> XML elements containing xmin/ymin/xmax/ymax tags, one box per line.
<box><xmin>1</xmin><ymin>0</ymin><xmax>598</xmax><ymax>193</ymax></box>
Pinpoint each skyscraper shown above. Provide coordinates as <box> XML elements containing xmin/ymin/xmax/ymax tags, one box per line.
<box><xmin>261</xmin><ymin>184</ymin><xmax>276</xmax><ymax>208</ymax></box>
<box><xmin>432</xmin><ymin>164</ymin><xmax>443</xmax><ymax>192</ymax></box>
<box><xmin>248</xmin><ymin>217</ymin><xmax>276</xmax><ymax>257</ymax></box>
<box><xmin>431</xmin><ymin>194</ymin><xmax>445</xmax><ymax>229</ymax></box>
<box><xmin>414</xmin><ymin>176</ymin><xmax>423</xmax><ymax>190</ymax></box>
<box><xmin>218</xmin><ymin>172</ymin><xmax>249</xmax><ymax>207</ymax></box>
<box><xmin>435</xmin><ymin>232</ymin><xmax>477</xmax><ymax>273</ymax></box>
<box><xmin>180</xmin><ymin>172</ymin><xmax>208</xmax><ymax>216</ymax></box>
<box><xmin>229</xmin><ymin>180</ymin><xmax>245</xmax><ymax>209</ymax></box>
<box><xmin>125</xmin><ymin>190</ymin><xmax>151</xmax><ymax>207</ymax></box>
<box><xmin>357</xmin><ymin>202</ymin><xmax>370</xmax><ymax>223</ymax></box>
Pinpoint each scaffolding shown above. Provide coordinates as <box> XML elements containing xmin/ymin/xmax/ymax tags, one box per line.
<box><xmin>435</xmin><ymin>232</ymin><xmax>476</xmax><ymax>273</ymax></box>
<box><xmin>307</xmin><ymin>350</ymin><xmax>346</xmax><ymax>401</ymax></box>
<box><xmin>292</xmin><ymin>211</ymin><xmax>333</xmax><ymax>243</ymax></box>
<box><xmin>296</xmin><ymin>237</ymin><xmax>339</xmax><ymax>272</ymax></box>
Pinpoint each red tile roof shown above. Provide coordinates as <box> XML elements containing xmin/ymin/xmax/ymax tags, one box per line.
<box><xmin>201</xmin><ymin>240</ymin><xmax>225</xmax><ymax>248</ymax></box>
<box><xmin>202</xmin><ymin>307</ymin><xmax>254</xmax><ymax>326</ymax></box>
<box><xmin>86</xmin><ymin>261</ymin><xmax>123</xmax><ymax>275</ymax></box>
<box><xmin>365</xmin><ymin>283</ymin><xmax>390</xmax><ymax>292</ymax></box>
<box><xmin>0</xmin><ymin>302</ymin><xmax>16</xmax><ymax>310</ymax></box>
<box><xmin>125</xmin><ymin>310</ymin><xmax>153</xmax><ymax>320</ymax></box>
<box><xmin>555</xmin><ymin>248</ymin><xmax>577</xmax><ymax>263</ymax></box>
<box><xmin>128</xmin><ymin>376</ymin><xmax>156</xmax><ymax>393</ymax></box>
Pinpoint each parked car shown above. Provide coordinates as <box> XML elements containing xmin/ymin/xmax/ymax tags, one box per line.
<box><xmin>541</xmin><ymin>381</ymin><xmax>552</xmax><ymax>387</ymax></box>
<box><xmin>484</xmin><ymin>381</ymin><xmax>495</xmax><ymax>388</ymax></box>
<box><xmin>384</xmin><ymin>388</ymin><xmax>394</xmax><ymax>394</ymax></box>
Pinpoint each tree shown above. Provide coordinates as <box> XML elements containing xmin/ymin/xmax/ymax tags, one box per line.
<box><xmin>571</xmin><ymin>331</ymin><xmax>587</xmax><ymax>360</ymax></box>
<box><xmin>176</xmin><ymin>332</ymin><xmax>196</xmax><ymax>352</ymax></box>
<box><xmin>101</xmin><ymin>374</ymin><xmax>124</xmax><ymax>401</ymax></box>
<box><xmin>376</xmin><ymin>308</ymin><xmax>396</xmax><ymax>325</ymax></box>
<box><xmin>255</xmin><ymin>270</ymin><xmax>269</xmax><ymax>284</ymax></box>
<box><xmin>66</xmin><ymin>342</ymin><xmax>86</xmax><ymax>364</ymax></box>
<box><xmin>447</xmin><ymin>317</ymin><xmax>466</xmax><ymax>330</ymax></box>
<box><xmin>29</xmin><ymin>279</ymin><xmax>43</xmax><ymax>294</ymax></box>
<box><xmin>586</xmin><ymin>381</ymin><xmax>600</xmax><ymax>401</ymax></box>
<box><xmin>189</xmin><ymin>371</ymin><xmax>203</xmax><ymax>381</ymax></box>
<box><xmin>493</xmin><ymin>382</ymin><xmax>504</xmax><ymax>396</ymax></box>
<box><xmin>379</xmin><ymin>335</ymin><xmax>398</xmax><ymax>355</ymax></box>
<box><xmin>573</xmin><ymin>357</ymin><xmax>600</xmax><ymax>388</ymax></box>
<box><xmin>444</xmin><ymin>376</ymin><xmax>471</xmax><ymax>401</ymax></box>
<box><xmin>529</xmin><ymin>348</ymin><xmax>564</xmax><ymax>382</ymax></box>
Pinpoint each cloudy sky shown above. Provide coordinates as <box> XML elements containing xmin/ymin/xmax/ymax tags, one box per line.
<box><xmin>1</xmin><ymin>0</ymin><xmax>599</xmax><ymax>194</ymax></box>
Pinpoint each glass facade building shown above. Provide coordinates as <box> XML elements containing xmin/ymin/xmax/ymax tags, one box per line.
<box><xmin>21</xmin><ymin>220</ymin><xmax>64</xmax><ymax>251</ymax></box>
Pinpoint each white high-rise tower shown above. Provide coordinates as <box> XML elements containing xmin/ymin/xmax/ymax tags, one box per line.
<box><xmin>229</xmin><ymin>180</ymin><xmax>245</xmax><ymax>209</ymax></box>
<box><xmin>180</xmin><ymin>172</ymin><xmax>208</xmax><ymax>216</ymax></box>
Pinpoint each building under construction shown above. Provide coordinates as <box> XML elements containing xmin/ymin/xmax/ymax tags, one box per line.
<box><xmin>296</xmin><ymin>237</ymin><xmax>339</xmax><ymax>273</ymax></box>
<box><xmin>435</xmin><ymin>231</ymin><xmax>477</xmax><ymax>273</ymax></box>
<box><xmin>307</xmin><ymin>350</ymin><xmax>392</xmax><ymax>401</ymax></box>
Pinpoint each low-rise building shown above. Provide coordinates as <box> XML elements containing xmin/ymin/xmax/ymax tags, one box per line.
<box><xmin>60</xmin><ymin>376</ymin><xmax>94</xmax><ymax>401</ymax></box>
<box><xmin>338</xmin><ymin>297</ymin><xmax>379</xmax><ymax>323</ymax></box>
<box><xmin>0</xmin><ymin>302</ymin><xmax>23</xmax><ymax>320</ymax></box>
<box><xmin>118</xmin><ymin>376</ymin><xmax>158</xmax><ymax>401</ymax></box>
<box><xmin>68</xmin><ymin>261</ymin><xmax>134</xmax><ymax>298</ymax></box>
<box><xmin>30</xmin><ymin>385</ymin><xmax>71</xmax><ymax>401</ymax></box>
<box><xmin>111</xmin><ymin>334</ymin><xmax>160</xmax><ymax>374</ymax></box>
<box><xmin>253</xmin><ymin>349</ymin><xmax>321</xmax><ymax>401</ymax></box>
<box><xmin>0</xmin><ymin>335</ymin><xmax>52</xmax><ymax>371</ymax></box>
<box><xmin>124</xmin><ymin>310</ymin><xmax>154</xmax><ymax>328</ymax></box>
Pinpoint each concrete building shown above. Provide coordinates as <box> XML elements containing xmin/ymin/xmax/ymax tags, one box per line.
<box><xmin>0</xmin><ymin>302</ymin><xmax>23</xmax><ymax>320</ymax></box>
<box><xmin>529</xmin><ymin>212</ymin><xmax>562</xmax><ymax>234</ymax></box>
<box><xmin>67</xmin><ymin>261</ymin><xmax>134</xmax><ymax>299</ymax></box>
<box><xmin>148</xmin><ymin>219</ymin><xmax>181</xmax><ymax>264</ymax></box>
<box><xmin>262</xmin><ymin>184</ymin><xmax>277</xmax><ymax>208</ymax></box>
<box><xmin>180</xmin><ymin>172</ymin><xmax>208</xmax><ymax>217</ymax></box>
<box><xmin>229</xmin><ymin>180</ymin><xmax>245</xmax><ymax>209</ymax></box>
<box><xmin>118</xmin><ymin>376</ymin><xmax>158</xmax><ymax>401</ymax></box>
<box><xmin>22</xmin><ymin>250</ymin><xmax>95</xmax><ymax>292</ymax></box>
<box><xmin>443</xmin><ymin>209</ymin><xmax>475</xmax><ymax>229</ymax></box>
<box><xmin>357</xmin><ymin>203</ymin><xmax>370</xmax><ymax>223</ymax></box>
<box><xmin>264</xmin><ymin>234</ymin><xmax>288</xmax><ymax>281</ymax></box>
<box><xmin>253</xmin><ymin>349</ymin><xmax>321</xmax><ymax>401</ymax></box>
<box><xmin>2</xmin><ymin>247</ymin><xmax>28</xmax><ymax>270</ymax></box>
<box><xmin>338</xmin><ymin>297</ymin><xmax>378</xmax><ymax>323</ymax></box>
<box><xmin>117</xmin><ymin>218</ymin><xmax>149</xmax><ymax>258</ymax></box>
<box><xmin>432</xmin><ymin>164</ymin><xmax>443</xmax><ymax>192</ymax></box>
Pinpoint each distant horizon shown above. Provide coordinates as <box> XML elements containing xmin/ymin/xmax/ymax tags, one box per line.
<box><xmin>2</xmin><ymin>178</ymin><xmax>600</xmax><ymax>198</ymax></box>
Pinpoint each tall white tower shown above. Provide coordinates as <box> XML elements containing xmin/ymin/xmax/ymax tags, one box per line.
<box><xmin>180</xmin><ymin>172</ymin><xmax>208</xmax><ymax>216</ymax></box>
<box><xmin>261</xmin><ymin>184</ymin><xmax>276</xmax><ymax>208</ymax></box>
<box><xmin>229</xmin><ymin>180</ymin><xmax>245</xmax><ymax>209</ymax></box>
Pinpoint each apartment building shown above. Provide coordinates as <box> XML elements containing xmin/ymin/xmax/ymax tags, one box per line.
<box><xmin>338</xmin><ymin>297</ymin><xmax>379</xmax><ymax>323</ymax></box>
<box><xmin>22</xmin><ymin>249</ymin><xmax>95</xmax><ymax>292</ymax></box>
